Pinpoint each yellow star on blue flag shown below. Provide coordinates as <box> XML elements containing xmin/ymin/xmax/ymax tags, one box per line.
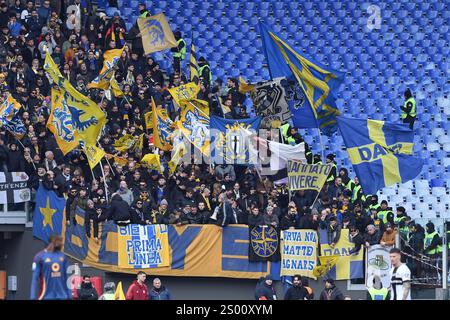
<box><xmin>33</xmin><ymin>184</ymin><xmax>66</xmax><ymax>243</ymax></box>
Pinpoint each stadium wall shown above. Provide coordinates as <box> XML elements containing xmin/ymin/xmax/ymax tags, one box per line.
<box><xmin>0</xmin><ymin>229</ymin><xmax>432</xmax><ymax>300</ymax></box>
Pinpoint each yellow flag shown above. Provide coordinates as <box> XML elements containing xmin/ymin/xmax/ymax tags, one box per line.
<box><xmin>44</xmin><ymin>53</ymin><xmax>107</xmax><ymax>145</ymax></box>
<box><xmin>113</xmin><ymin>134</ymin><xmax>136</xmax><ymax>152</ymax></box>
<box><xmin>133</xmin><ymin>133</ymin><xmax>145</xmax><ymax>152</ymax></box>
<box><xmin>168</xmin><ymin>139</ymin><xmax>186</xmax><ymax>174</ymax></box>
<box><xmin>177</xmin><ymin>98</ymin><xmax>210</xmax><ymax>155</ymax></box>
<box><xmin>138</xmin><ymin>13</ymin><xmax>177</xmax><ymax>55</ymax></box>
<box><xmin>0</xmin><ymin>95</ymin><xmax>22</xmax><ymax>120</ymax></box>
<box><xmin>83</xmin><ymin>145</ymin><xmax>106</xmax><ymax>169</ymax></box>
<box><xmin>114</xmin><ymin>281</ymin><xmax>126</xmax><ymax>300</ymax></box>
<box><xmin>87</xmin><ymin>46</ymin><xmax>125</xmax><ymax>90</ymax></box>
<box><xmin>168</xmin><ymin>82</ymin><xmax>200</xmax><ymax>108</ymax></box>
<box><xmin>47</xmin><ymin>87</ymin><xmax>79</xmax><ymax>155</ymax></box>
<box><xmin>144</xmin><ymin>111</ymin><xmax>153</xmax><ymax>130</ymax></box>
<box><xmin>106</xmin><ymin>153</ymin><xmax>128</xmax><ymax>167</ymax></box>
<box><xmin>110</xmin><ymin>78</ymin><xmax>124</xmax><ymax>97</ymax></box>
<box><xmin>313</xmin><ymin>255</ymin><xmax>340</xmax><ymax>278</ymax></box>
<box><xmin>140</xmin><ymin>154</ymin><xmax>162</xmax><ymax>173</ymax></box>
<box><xmin>239</xmin><ymin>76</ymin><xmax>256</xmax><ymax>93</ymax></box>
<box><xmin>152</xmin><ymin>97</ymin><xmax>174</xmax><ymax>151</ymax></box>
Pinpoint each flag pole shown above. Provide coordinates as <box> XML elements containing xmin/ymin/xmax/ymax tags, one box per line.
<box><xmin>99</xmin><ymin>159</ymin><xmax>109</xmax><ymax>202</ymax></box>
<box><xmin>317</xmin><ymin>128</ymin><xmax>326</xmax><ymax>162</ymax></box>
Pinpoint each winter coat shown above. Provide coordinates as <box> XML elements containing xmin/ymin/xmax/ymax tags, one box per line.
<box><xmin>327</xmin><ymin>224</ymin><xmax>341</xmax><ymax>245</ymax></box>
<box><xmin>108</xmin><ymin>194</ymin><xmax>131</xmax><ymax>222</ymax></box>
<box><xmin>130</xmin><ymin>205</ymin><xmax>151</xmax><ymax>225</ymax></box>
<box><xmin>280</xmin><ymin>214</ymin><xmax>297</xmax><ymax>230</ymax></box>
<box><xmin>117</xmin><ymin>188</ymin><xmax>134</xmax><ymax>205</ymax></box>
<box><xmin>248</xmin><ymin>213</ymin><xmax>264</xmax><ymax>227</ymax></box>
<box><xmin>7</xmin><ymin>150</ymin><xmax>24</xmax><ymax>171</ymax></box>
<box><xmin>364</xmin><ymin>231</ymin><xmax>381</xmax><ymax>245</ymax></box>
<box><xmin>348</xmin><ymin>233</ymin><xmax>364</xmax><ymax>255</ymax></box>
<box><xmin>319</xmin><ymin>285</ymin><xmax>345</xmax><ymax>300</ymax></box>
<box><xmin>381</xmin><ymin>229</ymin><xmax>397</xmax><ymax>246</ymax></box>
<box><xmin>255</xmin><ymin>282</ymin><xmax>277</xmax><ymax>300</ymax></box>
<box><xmin>149</xmin><ymin>286</ymin><xmax>172</xmax><ymax>300</ymax></box>
<box><xmin>284</xmin><ymin>285</ymin><xmax>309</xmax><ymax>300</ymax></box>
<box><xmin>77</xmin><ymin>282</ymin><xmax>98</xmax><ymax>300</ymax></box>
<box><xmin>126</xmin><ymin>281</ymin><xmax>148</xmax><ymax>300</ymax></box>
<box><xmin>186</xmin><ymin>212</ymin><xmax>204</xmax><ymax>224</ymax></box>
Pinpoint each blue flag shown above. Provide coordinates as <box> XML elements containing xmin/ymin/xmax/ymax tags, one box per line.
<box><xmin>337</xmin><ymin>116</ymin><xmax>423</xmax><ymax>195</ymax></box>
<box><xmin>259</xmin><ymin>22</ymin><xmax>344</xmax><ymax>135</ymax></box>
<box><xmin>210</xmin><ymin>116</ymin><xmax>261</xmax><ymax>165</ymax></box>
<box><xmin>32</xmin><ymin>184</ymin><xmax>65</xmax><ymax>243</ymax></box>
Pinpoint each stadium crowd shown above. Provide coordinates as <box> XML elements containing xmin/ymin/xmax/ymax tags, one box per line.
<box><xmin>0</xmin><ymin>0</ymin><xmax>439</xmax><ymax>283</ymax></box>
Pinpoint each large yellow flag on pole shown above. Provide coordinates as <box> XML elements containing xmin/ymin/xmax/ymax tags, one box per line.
<box><xmin>151</xmin><ymin>97</ymin><xmax>174</xmax><ymax>151</ymax></box>
<box><xmin>44</xmin><ymin>53</ymin><xmax>107</xmax><ymax>146</ymax></box>
<box><xmin>177</xmin><ymin>98</ymin><xmax>210</xmax><ymax>156</ymax></box>
<box><xmin>83</xmin><ymin>145</ymin><xmax>106</xmax><ymax>169</ymax></box>
<box><xmin>138</xmin><ymin>13</ymin><xmax>177</xmax><ymax>55</ymax></box>
<box><xmin>47</xmin><ymin>87</ymin><xmax>79</xmax><ymax>155</ymax></box>
<box><xmin>87</xmin><ymin>46</ymin><xmax>125</xmax><ymax>90</ymax></box>
<box><xmin>168</xmin><ymin>82</ymin><xmax>200</xmax><ymax>109</ymax></box>
<box><xmin>140</xmin><ymin>154</ymin><xmax>162</xmax><ymax>173</ymax></box>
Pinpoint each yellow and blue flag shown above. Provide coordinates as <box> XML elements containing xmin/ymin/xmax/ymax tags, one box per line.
<box><xmin>319</xmin><ymin>229</ymin><xmax>364</xmax><ymax>280</ymax></box>
<box><xmin>210</xmin><ymin>115</ymin><xmax>261</xmax><ymax>164</ymax></box>
<box><xmin>110</xmin><ymin>78</ymin><xmax>124</xmax><ymax>97</ymax></box>
<box><xmin>83</xmin><ymin>145</ymin><xmax>106</xmax><ymax>169</ymax></box>
<box><xmin>87</xmin><ymin>46</ymin><xmax>125</xmax><ymax>90</ymax></box>
<box><xmin>0</xmin><ymin>95</ymin><xmax>21</xmax><ymax>120</ymax></box>
<box><xmin>113</xmin><ymin>134</ymin><xmax>137</xmax><ymax>152</ymax></box>
<box><xmin>259</xmin><ymin>23</ymin><xmax>343</xmax><ymax>135</ymax></box>
<box><xmin>137</xmin><ymin>13</ymin><xmax>177</xmax><ymax>55</ymax></box>
<box><xmin>47</xmin><ymin>88</ymin><xmax>79</xmax><ymax>155</ymax></box>
<box><xmin>168</xmin><ymin>82</ymin><xmax>200</xmax><ymax>109</ymax></box>
<box><xmin>140</xmin><ymin>154</ymin><xmax>162</xmax><ymax>173</ymax></box>
<box><xmin>152</xmin><ymin>98</ymin><xmax>174</xmax><ymax>151</ymax></box>
<box><xmin>32</xmin><ymin>184</ymin><xmax>66</xmax><ymax>243</ymax></box>
<box><xmin>177</xmin><ymin>99</ymin><xmax>210</xmax><ymax>155</ymax></box>
<box><xmin>0</xmin><ymin>95</ymin><xmax>26</xmax><ymax>139</ymax></box>
<box><xmin>337</xmin><ymin>116</ymin><xmax>423</xmax><ymax>195</ymax></box>
<box><xmin>44</xmin><ymin>53</ymin><xmax>107</xmax><ymax>146</ymax></box>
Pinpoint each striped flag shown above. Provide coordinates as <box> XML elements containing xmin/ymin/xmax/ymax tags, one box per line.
<box><xmin>190</xmin><ymin>39</ymin><xmax>199</xmax><ymax>83</ymax></box>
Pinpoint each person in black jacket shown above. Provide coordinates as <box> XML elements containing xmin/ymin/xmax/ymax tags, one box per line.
<box><xmin>349</xmin><ymin>226</ymin><xmax>364</xmax><ymax>255</ymax></box>
<box><xmin>298</xmin><ymin>212</ymin><xmax>320</xmax><ymax>230</ymax></box>
<box><xmin>319</xmin><ymin>278</ymin><xmax>345</xmax><ymax>300</ymax></box>
<box><xmin>6</xmin><ymin>142</ymin><xmax>24</xmax><ymax>171</ymax></box>
<box><xmin>130</xmin><ymin>199</ymin><xmax>151</xmax><ymax>225</ymax></box>
<box><xmin>280</xmin><ymin>206</ymin><xmax>298</xmax><ymax>230</ymax></box>
<box><xmin>108</xmin><ymin>193</ymin><xmax>131</xmax><ymax>224</ymax></box>
<box><xmin>0</xmin><ymin>138</ymin><xmax>9</xmax><ymax>172</ymax></box>
<box><xmin>85</xmin><ymin>200</ymin><xmax>99</xmax><ymax>241</ymax></box>
<box><xmin>284</xmin><ymin>275</ymin><xmax>310</xmax><ymax>300</ymax></box>
<box><xmin>247</xmin><ymin>206</ymin><xmax>264</xmax><ymax>227</ymax></box>
<box><xmin>255</xmin><ymin>275</ymin><xmax>277</xmax><ymax>300</ymax></box>
<box><xmin>77</xmin><ymin>275</ymin><xmax>98</xmax><ymax>300</ymax></box>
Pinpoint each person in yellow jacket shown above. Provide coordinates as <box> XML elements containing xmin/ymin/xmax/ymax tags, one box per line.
<box><xmin>171</xmin><ymin>31</ymin><xmax>186</xmax><ymax>73</ymax></box>
<box><xmin>400</xmin><ymin>88</ymin><xmax>416</xmax><ymax>130</ymax></box>
<box><xmin>367</xmin><ymin>275</ymin><xmax>390</xmax><ymax>300</ymax></box>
